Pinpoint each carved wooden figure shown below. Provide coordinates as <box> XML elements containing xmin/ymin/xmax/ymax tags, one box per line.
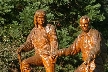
<box><xmin>17</xmin><ymin>9</ymin><xmax>58</xmax><ymax>72</ymax></box>
<box><xmin>57</xmin><ymin>15</ymin><xmax>107</xmax><ymax>72</ymax></box>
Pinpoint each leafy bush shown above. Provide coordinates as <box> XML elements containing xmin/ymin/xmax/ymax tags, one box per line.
<box><xmin>0</xmin><ymin>0</ymin><xmax>108</xmax><ymax>72</ymax></box>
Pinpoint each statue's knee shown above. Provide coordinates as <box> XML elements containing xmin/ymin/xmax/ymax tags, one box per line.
<box><xmin>21</xmin><ymin>60</ymin><xmax>28</xmax><ymax>66</ymax></box>
<box><xmin>21</xmin><ymin>60</ymin><xmax>31</xmax><ymax>72</ymax></box>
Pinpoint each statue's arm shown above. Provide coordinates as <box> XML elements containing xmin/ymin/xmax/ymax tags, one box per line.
<box><xmin>18</xmin><ymin>29</ymin><xmax>34</xmax><ymax>52</ymax></box>
<box><xmin>48</xmin><ymin>24</ymin><xmax>58</xmax><ymax>52</ymax></box>
<box><xmin>58</xmin><ymin>37</ymin><xmax>81</xmax><ymax>56</ymax></box>
<box><xmin>87</xmin><ymin>30</ymin><xmax>101</xmax><ymax>62</ymax></box>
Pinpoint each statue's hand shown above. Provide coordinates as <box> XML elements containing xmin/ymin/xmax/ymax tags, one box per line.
<box><xmin>49</xmin><ymin>50</ymin><xmax>58</xmax><ymax>63</ymax></box>
<box><xmin>50</xmin><ymin>50</ymin><xmax>58</xmax><ymax>60</ymax></box>
<box><xmin>85</xmin><ymin>51</ymin><xmax>95</xmax><ymax>64</ymax></box>
<box><xmin>17</xmin><ymin>47</ymin><xmax>22</xmax><ymax>54</ymax></box>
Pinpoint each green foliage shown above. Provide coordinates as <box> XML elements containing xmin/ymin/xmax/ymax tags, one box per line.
<box><xmin>84</xmin><ymin>3</ymin><xmax>105</xmax><ymax>21</ymax></box>
<box><xmin>57</xmin><ymin>25</ymin><xmax>80</xmax><ymax>48</ymax></box>
<box><xmin>0</xmin><ymin>0</ymin><xmax>108</xmax><ymax>72</ymax></box>
<box><xmin>0</xmin><ymin>0</ymin><xmax>14</xmax><ymax>25</ymax></box>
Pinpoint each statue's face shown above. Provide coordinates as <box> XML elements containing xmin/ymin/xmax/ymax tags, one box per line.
<box><xmin>80</xmin><ymin>19</ymin><xmax>90</xmax><ymax>32</ymax></box>
<box><xmin>37</xmin><ymin>15</ymin><xmax>45</xmax><ymax>25</ymax></box>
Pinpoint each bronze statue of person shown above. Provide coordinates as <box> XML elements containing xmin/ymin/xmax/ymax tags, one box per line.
<box><xmin>17</xmin><ymin>9</ymin><xmax>58</xmax><ymax>72</ymax></box>
<box><xmin>57</xmin><ymin>15</ymin><xmax>107</xmax><ymax>72</ymax></box>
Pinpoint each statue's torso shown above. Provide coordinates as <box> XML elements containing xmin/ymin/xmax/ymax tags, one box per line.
<box><xmin>78</xmin><ymin>29</ymin><xmax>102</xmax><ymax>63</ymax></box>
<box><xmin>80</xmin><ymin>32</ymin><xmax>93</xmax><ymax>61</ymax></box>
<box><xmin>31</xmin><ymin>25</ymin><xmax>52</xmax><ymax>55</ymax></box>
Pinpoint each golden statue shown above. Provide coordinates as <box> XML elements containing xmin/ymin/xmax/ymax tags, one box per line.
<box><xmin>17</xmin><ymin>9</ymin><xmax>58</xmax><ymax>72</ymax></box>
<box><xmin>57</xmin><ymin>15</ymin><xmax>107</xmax><ymax>72</ymax></box>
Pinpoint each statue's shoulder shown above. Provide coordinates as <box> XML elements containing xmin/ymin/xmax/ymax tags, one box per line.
<box><xmin>29</xmin><ymin>27</ymin><xmax>36</xmax><ymax>35</ymax></box>
<box><xmin>47</xmin><ymin>24</ymin><xmax>55</xmax><ymax>27</ymax></box>
<box><xmin>46</xmin><ymin>24</ymin><xmax>56</xmax><ymax>29</ymax></box>
<box><xmin>30</xmin><ymin>27</ymin><xmax>36</xmax><ymax>32</ymax></box>
<box><xmin>90</xmin><ymin>29</ymin><xmax>101</xmax><ymax>36</ymax></box>
<box><xmin>45</xmin><ymin>24</ymin><xmax>56</xmax><ymax>33</ymax></box>
<box><xmin>90</xmin><ymin>28</ymin><xmax>99</xmax><ymax>33</ymax></box>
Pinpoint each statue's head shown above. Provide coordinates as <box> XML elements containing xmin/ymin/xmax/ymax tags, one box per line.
<box><xmin>34</xmin><ymin>9</ymin><xmax>47</xmax><ymax>27</ymax></box>
<box><xmin>79</xmin><ymin>15</ymin><xmax>91</xmax><ymax>32</ymax></box>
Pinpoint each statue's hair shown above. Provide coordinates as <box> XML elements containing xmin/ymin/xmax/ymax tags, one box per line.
<box><xmin>34</xmin><ymin>9</ymin><xmax>47</xmax><ymax>27</ymax></box>
<box><xmin>80</xmin><ymin>15</ymin><xmax>90</xmax><ymax>23</ymax></box>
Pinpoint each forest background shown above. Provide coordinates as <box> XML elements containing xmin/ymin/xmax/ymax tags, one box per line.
<box><xmin>0</xmin><ymin>0</ymin><xmax>108</xmax><ymax>72</ymax></box>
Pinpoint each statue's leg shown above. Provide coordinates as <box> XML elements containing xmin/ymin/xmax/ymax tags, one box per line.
<box><xmin>21</xmin><ymin>55</ymin><xmax>43</xmax><ymax>72</ymax></box>
<box><xmin>74</xmin><ymin>63</ymin><xmax>87</xmax><ymax>72</ymax></box>
<box><xmin>90</xmin><ymin>62</ymin><xmax>104</xmax><ymax>72</ymax></box>
<box><xmin>41</xmin><ymin>55</ymin><xmax>55</xmax><ymax>72</ymax></box>
<box><xmin>21</xmin><ymin>60</ymin><xmax>31</xmax><ymax>72</ymax></box>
